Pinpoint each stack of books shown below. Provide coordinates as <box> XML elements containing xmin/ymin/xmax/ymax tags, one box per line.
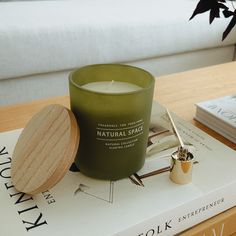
<box><xmin>1</xmin><ymin>102</ymin><xmax>236</xmax><ymax>235</ymax></box>
<box><xmin>195</xmin><ymin>95</ymin><xmax>236</xmax><ymax>144</ymax></box>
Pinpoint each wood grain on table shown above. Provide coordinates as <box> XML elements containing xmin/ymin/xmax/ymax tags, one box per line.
<box><xmin>1</xmin><ymin>62</ymin><xmax>236</xmax><ymax>150</ymax></box>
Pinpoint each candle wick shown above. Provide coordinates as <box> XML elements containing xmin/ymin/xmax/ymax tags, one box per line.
<box><xmin>107</xmin><ymin>80</ymin><xmax>114</xmax><ymax>90</ymax></box>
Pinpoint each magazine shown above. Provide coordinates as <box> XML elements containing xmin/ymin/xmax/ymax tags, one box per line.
<box><xmin>195</xmin><ymin>95</ymin><xmax>236</xmax><ymax>143</ymax></box>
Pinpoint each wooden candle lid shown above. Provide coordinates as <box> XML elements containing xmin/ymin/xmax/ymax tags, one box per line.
<box><xmin>11</xmin><ymin>104</ymin><xmax>80</xmax><ymax>195</ymax></box>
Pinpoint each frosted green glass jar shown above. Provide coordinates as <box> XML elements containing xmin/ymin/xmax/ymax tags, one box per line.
<box><xmin>69</xmin><ymin>64</ymin><xmax>155</xmax><ymax>180</ymax></box>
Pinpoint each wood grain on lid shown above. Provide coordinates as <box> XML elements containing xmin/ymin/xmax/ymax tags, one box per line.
<box><xmin>11</xmin><ymin>104</ymin><xmax>80</xmax><ymax>195</ymax></box>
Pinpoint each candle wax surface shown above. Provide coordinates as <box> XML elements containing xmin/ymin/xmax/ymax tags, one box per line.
<box><xmin>81</xmin><ymin>81</ymin><xmax>142</xmax><ymax>93</ymax></box>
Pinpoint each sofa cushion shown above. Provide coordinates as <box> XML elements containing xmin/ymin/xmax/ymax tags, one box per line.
<box><xmin>0</xmin><ymin>0</ymin><xmax>235</xmax><ymax>80</ymax></box>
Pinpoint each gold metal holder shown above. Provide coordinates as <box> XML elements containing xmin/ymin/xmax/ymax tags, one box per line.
<box><xmin>166</xmin><ymin>109</ymin><xmax>194</xmax><ymax>185</ymax></box>
<box><xmin>170</xmin><ymin>147</ymin><xmax>194</xmax><ymax>184</ymax></box>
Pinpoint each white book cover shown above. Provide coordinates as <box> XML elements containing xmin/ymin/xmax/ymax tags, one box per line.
<box><xmin>196</xmin><ymin>108</ymin><xmax>236</xmax><ymax>136</ymax></box>
<box><xmin>1</xmin><ymin>102</ymin><xmax>236</xmax><ymax>236</ymax></box>
<box><xmin>195</xmin><ymin>95</ymin><xmax>236</xmax><ymax>129</ymax></box>
<box><xmin>195</xmin><ymin>111</ymin><xmax>236</xmax><ymax>143</ymax></box>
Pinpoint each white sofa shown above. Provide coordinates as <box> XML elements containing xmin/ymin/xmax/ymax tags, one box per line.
<box><xmin>0</xmin><ymin>0</ymin><xmax>236</xmax><ymax>106</ymax></box>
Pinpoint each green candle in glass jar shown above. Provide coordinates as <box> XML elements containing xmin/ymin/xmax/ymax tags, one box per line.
<box><xmin>69</xmin><ymin>64</ymin><xmax>155</xmax><ymax>180</ymax></box>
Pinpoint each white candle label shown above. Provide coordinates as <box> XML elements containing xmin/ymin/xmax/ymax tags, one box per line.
<box><xmin>96</xmin><ymin>120</ymin><xmax>144</xmax><ymax>150</ymax></box>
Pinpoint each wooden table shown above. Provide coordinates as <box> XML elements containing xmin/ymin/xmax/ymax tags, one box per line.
<box><xmin>1</xmin><ymin>61</ymin><xmax>236</xmax><ymax>150</ymax></box>
<box><xmin>1</xmin><ymin>61</ymin><xmax>236</xmax><ymax>235</ymax></box>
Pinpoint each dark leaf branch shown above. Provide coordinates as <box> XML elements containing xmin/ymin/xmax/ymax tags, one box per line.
<box><xmin>190</xmin><ymin>0</ymin><xmax>236</xmax><ymax>40</ymax></box>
